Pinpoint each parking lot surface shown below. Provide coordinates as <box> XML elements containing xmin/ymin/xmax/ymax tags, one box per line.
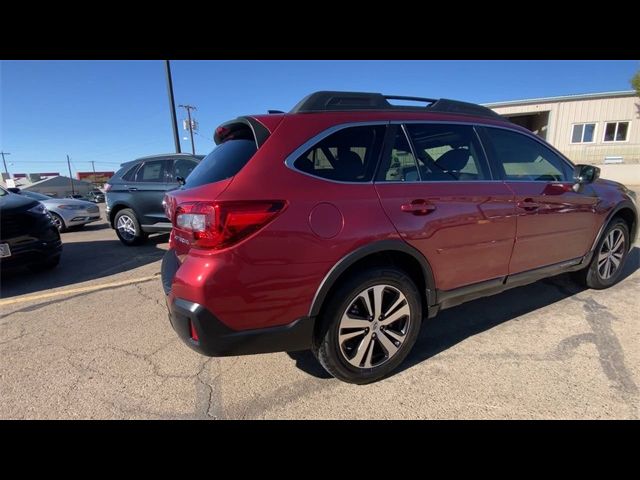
<box><xmin>1</xmin><ymin>203</ymin><xmax>639</xmax><ymax>419</ymax></box>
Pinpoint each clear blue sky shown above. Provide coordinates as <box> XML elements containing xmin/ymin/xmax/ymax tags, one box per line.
<box><xmin>1</xmin><ymin>60</ymin><xmax>638</xmax><ymax>175</ymax></box>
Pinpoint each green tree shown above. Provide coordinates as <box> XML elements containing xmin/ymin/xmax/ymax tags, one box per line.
<box><xmin>632</xmin><ymin>71</ymin><xmax>640</xmax><ymax>97</ymax></box>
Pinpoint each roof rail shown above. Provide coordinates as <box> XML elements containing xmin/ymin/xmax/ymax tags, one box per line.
<box><xmin>290</xmin><ymin>91</ymin><xmax>503</xmax><ymax>120</ymax></box>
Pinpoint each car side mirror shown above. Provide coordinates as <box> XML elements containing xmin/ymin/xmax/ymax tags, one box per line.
<box><xmin>572</xmin><ymin>164</ymin><xmax>600</xmax><ymax>191</ymax></box>
<box><xmin>176</xmin><ymin>176</ymin><xmax>185</xmax><ymax>186</ymax></box>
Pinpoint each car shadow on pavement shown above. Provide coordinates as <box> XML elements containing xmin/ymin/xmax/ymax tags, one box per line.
<box><xmin>0</xmin><ymin>234</ymin><xmax>169</xmax><ymax>299</ymax></box>
<box><xmin>289</xmin><ymin>246</ymin><xmax>639</xmax><ymax>380</ymax></box>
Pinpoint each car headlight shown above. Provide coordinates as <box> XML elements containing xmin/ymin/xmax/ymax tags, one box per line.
<box><xmin>58</xmin><ymin>204</ymin><xmax>86</xmax><ymax>210</ymax></box>
<box><xmin>28</xmin><ymin>203</ymin><xmax>48</xmax><ymax>215</ymax></box>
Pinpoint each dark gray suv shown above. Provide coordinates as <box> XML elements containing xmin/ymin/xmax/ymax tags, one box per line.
<box><xmin>106</xmin><ymin>153</ymin><xmax>203</xmax><ymax>245</ymax></box>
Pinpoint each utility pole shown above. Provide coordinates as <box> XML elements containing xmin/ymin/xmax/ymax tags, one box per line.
<box><xmin>0</xmin><ymin>151</ymin><xmax>10</xmax><ymax>178</ymax></box>
<box><xmin>164</xmin><ymin>60</ymin><xmax>181</xmax><ymax>154</ymax></box>
<box><xmin>179</xmin><ymin>104</ymin><xmax>197</xmax><ymax>155</ymax></box>
<box><xmin>67</xmin><ymin>155</ymin><xmax>75</xmax><ymax>195</ymax></box>
<box><xmin>91</xmin><ymin>161</ymin><xmax>97</xmax><ymax>186</ymax></box>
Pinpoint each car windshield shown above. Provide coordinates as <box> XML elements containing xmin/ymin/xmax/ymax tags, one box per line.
<box><xmin>0</xmin><ymin>187</ymin><xmax>7</xmax><ymax>197</ymax></box>
<box><xmin>21</xmin><ymin>191</ymin><xmax>52</xmax><ymax>200</ymax></box>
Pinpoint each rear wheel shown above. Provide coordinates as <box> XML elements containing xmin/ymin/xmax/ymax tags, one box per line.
<box><xmin>573</xmin><ymin>218</ymin><xmax>630</xmax><ymax>289</ymax></box>
<box><xmin>114</xmin><ymin>209</ymin><xmax>148</xmax><ymax>246</ymax></box>
<box><xmin>313</xmin><ymin>266</ymin><xmax>422</xmax><ymax>384</ymax></box>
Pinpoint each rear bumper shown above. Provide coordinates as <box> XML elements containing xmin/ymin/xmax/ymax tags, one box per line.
<box><xmin>161</xmin><ymin>249</ymin><xmax>314</xmax><ymax>357</ymax></box>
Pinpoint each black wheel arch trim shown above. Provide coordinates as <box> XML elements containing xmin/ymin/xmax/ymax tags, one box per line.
<box><xmin>308</xmin><ymin>239</ymin><xmax>436</xmax><ymax>318</ymax></box>
<box><xmin>590</xmin><ymin>199</ymin><xmax>638</xmax><ymax>251</ymax></box>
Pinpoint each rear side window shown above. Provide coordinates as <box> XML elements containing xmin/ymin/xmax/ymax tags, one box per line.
<box><xmin>135</xmin><ymin>160</ymin><xmax>167</xmax><ymax>183</ymax></box>
<box><xmin>118</xmin><ymin>163</ymin><xmax>139</xmax><ymax>182</ymax></box>
<box><xmin>173</xmin><ymin>159</ymin><xmax>198</xmax><ymax>180</ymax></box>
<box><xmin>185</xmin><ymin>140</ymin><xmax>257</xmax><ymax>188</ymax></box>
<box><xmin>293</xmin><ymin>125</ymin><xmax>386</xmax><ymax>182</ymax></box>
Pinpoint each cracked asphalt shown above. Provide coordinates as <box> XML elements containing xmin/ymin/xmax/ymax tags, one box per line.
<box><xmin>1</xmin><ymin>203</ymin><xmax>639</xmax><ymax>419</ymax></box>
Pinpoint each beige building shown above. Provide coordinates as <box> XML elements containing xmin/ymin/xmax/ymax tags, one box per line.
<box><xmin>485</xmin><ymin>91</ymin><xmax>640</xmax><ymax>184</ymax></box>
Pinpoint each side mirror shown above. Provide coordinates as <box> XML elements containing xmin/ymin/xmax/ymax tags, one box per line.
<box><xmin>176</xmin><ymin>176</ymin><xmax>185</xmax><ymax>186</ymax></box>
<box><xmin>573</xmin><ymin>164</ymin><xmax>600</xmax><ymax>189</ymax></box>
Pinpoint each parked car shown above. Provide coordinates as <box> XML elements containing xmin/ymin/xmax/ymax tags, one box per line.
<box><xmin>105</xmin><ymin>153</ymin><xmax>203</xmax><ymax>246</ymax></box>
<box><xmin>11</xmin><ymin>189</ymin><xmax>101</xmax><ymax>232</ymax></box>
<box><xmin>0</xmin><ymin>186</ymin><xmax>62</xmax><ymax>271</ymax></box>
<box><xmin>86</xmin><ymin>189</ymin><xmax>105</xmax><ymax>203</ymax></box>
<box><xmin>66</xmin><ymin>194</ymin><xmax>89</xmax><ymax>200</ymax></box>
<box><xmin>161</xmin><ymin>91</ymin><xmax>638</xmax><ymax>384</ymax></box>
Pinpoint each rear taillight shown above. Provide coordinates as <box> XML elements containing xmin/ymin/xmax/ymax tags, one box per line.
<box><xmin>104</xmin><ymin>184</ymin><xmax>112</xmax><ymax>192</ymax></box>
<box><xmin>173</xmin><ymin>200</ymin><xmax>286</xmax><ymax>250</ymax></box>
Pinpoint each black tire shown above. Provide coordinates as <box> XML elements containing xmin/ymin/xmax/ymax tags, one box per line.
<box><xmin>312</xmin><ymin>266</ymin><xmax>422</xmax><ymax>384</ymax></box>
<box><xmin>573</xmin><ymin>218</ymin><xmax>630</xmax><ymax>289</ymax></box>
<box><xmin>49</xmin><ymin>212</ymin><xmax>66</xmax><ymax>232</ymax></box>
<box><xmin>114</xmin><ymin>208</ymin><xmax>148</xmax><ymax>246</ymax></box>
<box><xmin>28</xmin><ymin>254</ymin><xmax>60</xmax><ymax>272</ymax></box>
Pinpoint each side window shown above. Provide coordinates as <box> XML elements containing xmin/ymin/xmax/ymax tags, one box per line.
<box><xmin>481</xmin><ymin>127</ymin><xmax>572</xmax><ymax>182</ymax></box>
<box><xmin>135</xmin><ymin>160</ymin><xmax>166</xmax><ymax>183</ymax></box>
<box><xmin>292</xmin><ymin>125</ymin><xmax>386</xmax><ymax>182</ymax></box>
<box><xmin>122</xmin><ymin>164</ymin><xmax>140</xmax><ymax>182</ymax></box>
<box><xmin>173</xmin><ymin>159</ymin><xmax>198</xmax><ymax>181</ymax></box>
<box><xmin>405</xmin><ymin>124</ymin><xmax>490</xmax><ymax>181</ymax></box>
<box><xmin>378</xmin><ymin>127</ymin><xmax>420</xmax><ymax>182</ymax></box>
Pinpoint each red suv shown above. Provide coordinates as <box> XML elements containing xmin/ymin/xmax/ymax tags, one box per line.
<box><xmin>162</xmin><ymin>91</ymin><xmax>638</xmax><ymax>384</ymax></box>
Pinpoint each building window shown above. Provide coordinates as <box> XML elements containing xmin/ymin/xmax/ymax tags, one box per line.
<box><xmin>571</xmin><ymin>123</ymin><xmax>596</xmax><ymax>143</ymax></box>
<box><xmin>603</xmin><ymin>121</ymin><xmax>630</xmax><ymax>142</ymax></box>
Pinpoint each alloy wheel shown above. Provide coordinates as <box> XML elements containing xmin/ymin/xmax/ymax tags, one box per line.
<box><xmin>338</xmin><ymin>284</ymin><xmax>411</xmax><ymax>369</ymax></box>
<box><xmin>50</xmin><ymin>214</ymin><xmax>63</xmax><ymax>231</ymax></box>
<box><xmin>597</xmin><ymin>227</ymin><xmax>625</xmax><ymax>280</ymax></box>
<box><xmin>116</xmin><ymin>215</ymin><xmax>137</xmax><ymax>241</ymax></box>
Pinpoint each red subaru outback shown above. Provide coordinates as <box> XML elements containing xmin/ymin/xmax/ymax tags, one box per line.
<box><xmin>162</xmin><ymin>91</ymin><xmax>638</xmax><ymax>384</ymax></box>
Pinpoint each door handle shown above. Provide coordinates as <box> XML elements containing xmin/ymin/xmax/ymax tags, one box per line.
<box><xmin>127</xmin><ymin>187</ymin><xmax>138</xmax><ymax>192</ymax></box>
<box><xmin>401</xmin><ymin>199</ymin><xmax>436</xmax><ymax>215</ymax></box>
<box><xmin>517</xmin><ymin>198</ymin><xmax>540</xmax><ymax>211</ymax></box>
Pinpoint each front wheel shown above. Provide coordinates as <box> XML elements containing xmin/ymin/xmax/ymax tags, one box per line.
<box><xmin>313</xmin><ymin>266</ymin><xmax>422</xmax><ymax>384</ymax></box>
<box><xmin>114</xmin><ymin>209</ymin><xmax>148</xmax><ymax>246</ymax></box>
<box><xmin>573</xmin><ymin>218</ymin><xmax>630</xmax><ymax>289</ymax></box>
<box><xmin>49</xmin><ymin>212</ymin><xmax>66</xmax><ymax>232</ymax></box>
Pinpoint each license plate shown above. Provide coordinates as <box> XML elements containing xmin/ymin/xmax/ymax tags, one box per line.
<box><xmin>0</xmin><ymin>243</ymin><xmax>11</xmax><ymax>258</ymax></box>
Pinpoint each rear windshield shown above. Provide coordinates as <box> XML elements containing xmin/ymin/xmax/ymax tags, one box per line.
<box><xmin>185</xmin><ymin>140</ymin><xmax>257</xmax><ymax>188</ymax></box>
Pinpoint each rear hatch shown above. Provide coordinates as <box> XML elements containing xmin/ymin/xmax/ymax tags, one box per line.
<box><xmin>164</xmin><ymin>116</ymin><xmax>279</xmax><ymax>256</ymax></box>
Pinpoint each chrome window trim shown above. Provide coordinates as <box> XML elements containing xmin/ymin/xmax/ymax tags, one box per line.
<box><xmin>283</xmin><ymin>121</ymin><xmax>389</xmax><ymax>185</ymax></box>
<box><xmin>283</xmin><ymin>118</ymin><xmax>576</xmax><ymax>186</ymax></box>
